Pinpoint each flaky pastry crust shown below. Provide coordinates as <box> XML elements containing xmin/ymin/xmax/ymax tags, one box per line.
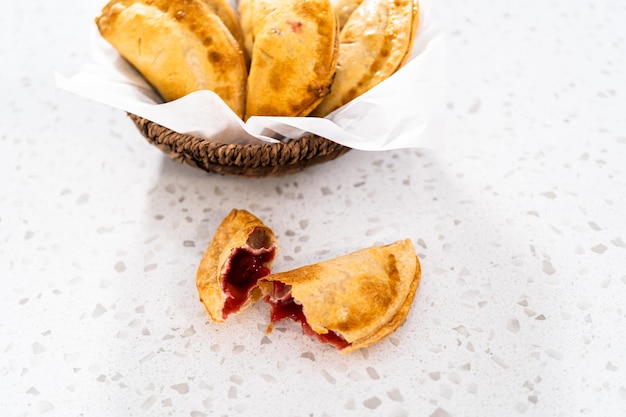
<box><xmin>96</xmin><ymin>0</ymin><xmax>247</xmax><ymax>117</ymax></box>
<box><xmin>312</xmin><ymin>0</ymin><xmax>419</xmax><ymax>117</ymax></box>
<box><xmin>244</xmin><ymin>0</ymin><xmax>339</xmax><ymax>119</ymax></box>
<box><xmin>262</xmin><ymin>239</ymin><xmax>421</xmax><ymax>353</ymax></box>
<box><xmin>196</xmin><ymin>209</ymin><xmax>278</xmax><ymax>322</ymax></box>
<box><xmin>331</xmin><ymin>0</ymin><xmax>364</xmax><ymax>29</ymax></box>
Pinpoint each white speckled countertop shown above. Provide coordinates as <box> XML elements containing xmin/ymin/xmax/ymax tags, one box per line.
<box><xmin>2</xmin><ymin>1</ymin><xmax>625</xmax><ymax>416</ymax></box>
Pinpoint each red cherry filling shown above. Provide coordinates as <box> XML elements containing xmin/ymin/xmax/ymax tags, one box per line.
<box><xmin>222</xmin><ymin>248</ymin><xmax>274</xmax><ymax>318</ymax></box>
<box><xmin>266</xmin><ymin>283</ymin><xmax>350</xmax><ymax>350</ymax></box>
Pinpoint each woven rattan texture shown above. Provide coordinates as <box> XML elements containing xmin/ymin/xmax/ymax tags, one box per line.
<box><xmin>128</xmin><ymin>114</ymin><xmax>351</xmax><ymax>177</ymax></box>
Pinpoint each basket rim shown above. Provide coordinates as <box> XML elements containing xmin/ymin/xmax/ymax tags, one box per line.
<box><xmin>127</xmin><ymin>113</ymin><xmax>351</xmax><ymax>176</ymax></box>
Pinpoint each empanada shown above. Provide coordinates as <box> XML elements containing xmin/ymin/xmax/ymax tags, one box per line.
<box><xmin>244</xmin><ymin>0</ymin><xmax>339</xmax><ymax>119</ymax></box>
<box><xmin>312</xmin><ymin>0</ymin><xmax>419</xmax><ymax>117</ymax></box>
<box><xmin>196</xmin><ymin>209</ymin><xmax>278</xmax><ymax>322</ymax></box>
<box><xmin>261</xmin><ymin>239</ymin><xmax>421</xmax><ymax>353</ymax></box>
<box><xmin>96</xmin><ymin>0</ymin><xmax>247</xmax><ymax>118</ymax></box>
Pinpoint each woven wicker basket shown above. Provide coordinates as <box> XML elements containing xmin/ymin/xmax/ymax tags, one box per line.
<box><xmin>128</xmin><ymin>114</ymin><xmax>351</xmax><ymax>177</ymax></box>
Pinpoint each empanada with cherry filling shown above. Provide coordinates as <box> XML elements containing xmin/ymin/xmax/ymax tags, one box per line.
<box><xmin>244</xmin><ymin>0</ymin><xmax>339</xmax><ymax>119</ymax></box>
<box><xmin>196</xmin><ymin>209</ymin><xmax>278</xmax><ymax>322</ymax></box>
<box><xmin>260</xmin><ymin>239</ymin><xmax>421</xmax><ymax>353</ymax></box>
<box><xmin>311</xmin><ymin>0</ymin><xmax>419</xmax><ymax>117</ymax></box>
<box><xmin>96</xmin><ymin>0</ymin><xmax>247</xmax><ymax>118</ymax></box>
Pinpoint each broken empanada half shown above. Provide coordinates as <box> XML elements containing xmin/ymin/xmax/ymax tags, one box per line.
<box><xmin>96</xmin><ymin>0</ymin><xmax>247</xmax><ymax>118</ymax></box>
<box><xmin>311</xmin><ymin>0</ymin><xmax>420</xmax><ymax>117</ymax></box>
<box><xmin>244</xmin><ymin>0</ymin><xmax>339</xmax><ymax>119</ymax></box>
<box><xmin>261</xmin><ymin>239</ymin><xmax>421</xmax><ymax>353</ymax></box>
<box><xmin>196</xmin><ymin>209</ymin><xmax>278</xmax><ymax>322</ymax></box>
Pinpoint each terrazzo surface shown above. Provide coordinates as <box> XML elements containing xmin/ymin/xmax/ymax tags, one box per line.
<box><xmin>1</xmin><ymin>0</ymin><xmax>626</xmax><ymax>416</ymax></box>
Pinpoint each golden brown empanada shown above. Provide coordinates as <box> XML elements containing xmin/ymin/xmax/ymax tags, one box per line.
<box><xmin>261</xmin><ymin>239</ymin><xmax>421</xmax><ymax>353</ymax></box>
<box><xmin>196</xmin><ymin>209</ymin><xmax>278</xmax><ymax>322</ymax></box>
<box><xmin>244</xmin><ymin>0</ymin><xmax>339</xmax><ymax>119</ymax></box>
<box><xmin>96</xmin><ymin>0</ymin><xmax>247</xmax><ymax>118</ymax></box>
<box><xmin>312</xmin><ymin>0</ymin><xmax>419</xmax><ymax>117</ymax></box>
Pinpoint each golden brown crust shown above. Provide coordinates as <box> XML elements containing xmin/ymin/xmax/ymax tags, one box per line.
<box><xmin>261</xmin><ymin>239</ymin><xmax>421</xmax><ymax>352</ymax></box>
<box><xmin>96</xmin><ymin>0</ymin><xmax>247</xmax><ymax>118</ymax></box>
<box><xmin>200</xmin><ymin>0</ymin><xmax>246</xmax><ymax>55</ymax></box>
<box><xmin>342</xmin><ymin>253</ymin><xmax>421</xmax><ymax>353</ymax></box>
<box><xmin>244</xmin><ymin>0</ymin><xmax>339</xmax><ymax>119</ymax></box>
<box><xmin>196</xmin><ymin>209</ymin><xmax>278</xmax><ymax>322</ymax></box>
<box><xmin>311</xmin><ymin>0</ymin><xmax>419</xmax><ymax>117</ymax></box>
<box><xmin>331</xmin><ymin>0</ymin><xmax>363</xmax><ymax>29</ymax></box>
<box><xmin>238</xmin><ymin>0</ymin><xmax>255</xmax><ymax>59</ymax></box>
<box><xmin>238</xmin><ymin>0</ymin><xmax>278</xmax><ymax>61</ymax></box>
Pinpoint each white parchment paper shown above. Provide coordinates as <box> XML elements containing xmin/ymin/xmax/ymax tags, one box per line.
<box><xmin>56</xmin><ymin>0</ymin><xmax>446</xmax><ymax>150</ymax></box>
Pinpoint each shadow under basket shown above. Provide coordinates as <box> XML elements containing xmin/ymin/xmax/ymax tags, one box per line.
<box><xmin>129</xmin><ymin>114</ymin><xmax>352</xmax><ymax>177</ymax></box>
